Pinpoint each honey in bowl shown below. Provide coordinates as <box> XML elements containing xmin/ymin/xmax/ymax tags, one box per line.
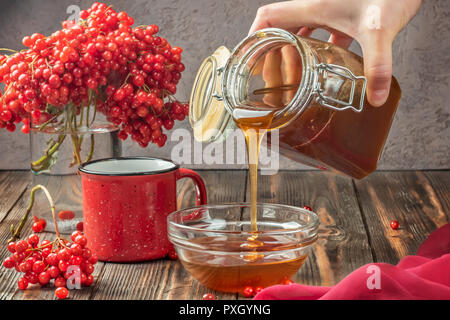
<box><xmin>167</xmin><ymin>203</ymin><xmax>319</xmax><ymax>293</ymax></box>
<box><xmin>180</xmin><ymin>235</ymin><xmax>309</xmax><ymax>292</ymax></box>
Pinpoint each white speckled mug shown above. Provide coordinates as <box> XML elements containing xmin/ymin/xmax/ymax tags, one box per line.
<box><xmin>79</xmin><ymin>157</ymin><xmax>207</xmax><ymax>262</ymax></box>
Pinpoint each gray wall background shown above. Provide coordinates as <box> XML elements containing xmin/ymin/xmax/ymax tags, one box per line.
<box><xmin>0</xmin><ymin>0</ymin><xmax>448</xmax><ymax>170</ymax></box>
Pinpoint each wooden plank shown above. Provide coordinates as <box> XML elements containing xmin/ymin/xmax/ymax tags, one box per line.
<box><xmin>0</xmin><ymin>171</ymin><xmax>29</xmax><ymax>223</ymax></box>
<box><xmin>0</xmin><ymin>187</ymin><xmax>104</xmax><ymax>300</ymax></box>
<box><xmin>353</xmin><ymin>171</ymin><xmax>449</xmax><ymax>265</ymax></box>
<box><xmin>244</xmin><ymin>171</ymin><xmax>373</xmax><ymax>288</ymax></box>
<box><xmin>90</xmin><ymin>170</ymin><xmax>247</xmax><ymax>300</ymax></box>
<box><xmin>423</xmin><ymin>171</ymin><xmax>450</xmax><ymax>213</ymax></box>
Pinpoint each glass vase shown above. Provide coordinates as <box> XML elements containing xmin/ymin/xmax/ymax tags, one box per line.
<box><xmin>29</xmin><ymin>104</ymin><xmax>121</xmax><ymax>234</ymax></box>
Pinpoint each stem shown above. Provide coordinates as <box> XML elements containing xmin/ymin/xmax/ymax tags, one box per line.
<box><xmin>70</xmin><ymin>134</ymin><xmax>82</xmax><ymax>165</ymax></box>
<box><xmin>0</xmin><ymin>48</ymin><xmax>19</xmax><ymax>53</ymax></box>
<box><xmin>8</xmin><ymin>185</ymin><xmax>59</xmax><ymax>243</ymax></box>
<box><xmin>38</xmin><ymin>111</ymin><xmax>63</xmax><ymax>131</ymax></box>
<box><xmin>86</xmin><ymin>90</ymin><xmax>93</xmax><ymax>127</ymax></box>
<box><xmin>31</xmin><ymin>134</ymin><xmax>66</xmax><ymax>171</ymax></box>
<box><xmin>78</xmin><ymin>106</ymin><xmax>84</xmax><ymax>127</ymax></box>
<box><xmin>67</xmin><ymin>104</ymin><xmax>82</xmax><ymax>166</ymax></box>
<box><xmin>84</xmin><ymin>134</ymin><xmax>95</xmax><ymax>163</ymax></box>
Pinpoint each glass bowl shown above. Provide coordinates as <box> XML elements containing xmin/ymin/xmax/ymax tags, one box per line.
<box><xmin>167</xmin><ymin>203</ymin><xmax>319</xmax><ymax>293</ymax></box>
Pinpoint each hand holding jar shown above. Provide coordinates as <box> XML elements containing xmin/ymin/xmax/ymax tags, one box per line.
<box><xmin>249</xmin><ymin>0</ymin><xmax>422</xmax><ymax>107</ymax></box>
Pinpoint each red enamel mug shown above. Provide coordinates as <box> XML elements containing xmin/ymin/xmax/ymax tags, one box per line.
<box><xmin>78</xmin><ymin>157</ymin><xmax>207</xmax><ymax>262</ymax></box>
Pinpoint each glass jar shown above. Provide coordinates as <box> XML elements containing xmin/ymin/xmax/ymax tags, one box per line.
<box><xmin>189</xmin><ymin>28</ymin><xmax>401</xmax><ymax>179</ymax></box>
<box><xmin>30</xmin><ymin>104</ymin><xmax>121</xmax><ymax>233</ymax></box>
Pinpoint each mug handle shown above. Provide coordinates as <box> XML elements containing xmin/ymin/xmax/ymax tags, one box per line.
<box><xmin>176</xmin><ymin>168</ymin><xmax>207</xmax><ymax>205</ymax></box>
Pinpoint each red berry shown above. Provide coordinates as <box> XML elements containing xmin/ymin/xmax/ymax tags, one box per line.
<box><xmin>7</xmin><ymin>242</ymin><xmax>16</xmax><ymax>253</ymax></box>
<box><xmin>255</xmin><ymin>286</ymin><xmax>263</xmax><ymax>294</ymax></box>
<box><xmin>76</xmin><ymin>222</ymin><xmax>84</xmax><ymax>232</ymax></box>
<box><xmin>282</xmin><ymin>279</ymin><xmax>294</xmax><ymax>285</ymax></box>
<box><xmin>74</xmin><ymin>235</ymin><xmax>87</xmax><ymax>247</ymax></box>
<box><xmin>38</xmin><ymin>271</ymin><xmax>51</xmax><ymax>285</ymax></box>
<box><xmin>55</xmin><ymin>287</ymin><xmax>69</xmax><ymax>299</ymax></box>
<box><xmin>81</xmin><ymin>262</ymin><xmax>94</xmax><ymax>275</ymax></box>
<box><xmin>3</xmin><ymin>257</ymin><xmax>15</xmax><ymax>269</ymax></box>
<box><xmin>58</xmin><ymin>260</ymin><xmax>69</xmax><ymax>272</ymax></box>
<box><xmin>302</xmin><ymin>206</ymin><xmax>312</xmax><ymax>211</ymax></box>
<box><xmin>18</xmin><ymin>277</ymin><xmax>28</xmax><ymax>290</ymax></box>
<box><xmin>71</xmin><ymin>230</ymin><xmax>82</xmax><ymax>241</ymax></box>
<box><xmin>57</xmin><ymin>248</ymin><xmax>71</xmax><ymax>261</ymax></box>
<box><xmin>19</xmin><ymin>260</ymin><xmax>32</xmax><ymax>273</ymax></box>
<box><xmin>243</xmin><ymin>286</ymin><xmax>254</xmax><ymax>298</ymax></box>
<box><xmin>32</xmin><ymin>221</ymin><xmax>44</xmax><ymax>233</ymax></box>
<box><xmin>25</xmin><ymin>271</ymin><xmax>39</xmax><ymax>284</ymax></box>
<box><xmin>46</xmin><ymin>253</ymin><xmax>59</xmax><ymax>266</ymax></box>
<box><xmin>41</xmin><ymin>247</ymin><xmax>52</xmax><ymax>257</ymax></box>
<box><xmin>32</xmin><ymin>260</ymin><xmax>46</xmax><ymax>273</ymax></box>
<box><xmin>82</xmin><ymin>248</ymin><xmax>92</xmax><ymax>260</ymax></box>
<box><xmin>202</xmin><ymin>293</ymin><xmax>216</xmax><ymax>300</ymax></box>
<box><xmin>167</xmin><ymin>248</ymin><xmax>178</xmax><ymax>260</ymax></box>
<box><xmin>54</xmin><ymin>276</ymin><xmax>66</xmax><ymax>288</ymax></box>
<box><xmin>47</xmin><ymin>266</ymin><xmax>61</xmax><ymax>279</ymax></box>
<box><xmin>70</xmin><ymin>243</ymin><xmax>83</xmax><ymax>256</ymax></box>
<box><xmin>390</xmin><ymin>220</ymin><xmax>399</xmax><ymax>230</ymax></box>
<box><xmin>15</xmin><ymin>240</ymin><xmax>29</xmax><ymax>253</ymax></box>
<box><xmin>69</xmin><ymin>255</ymin><xmax>83</xmax><ymax>266</ymax></box>
<box><xmin>58</xmin><ymin>210</ymin><xmax>75</xmax><ymax>220</ymax></box>
<box><xmin>12</xmin><ymin>252</ymin><xmax>25</xmax><ymax>263</ymax></box>
<box><xmin>88</xmin><ymin>255</ymin><xmax>98</xmax><ymax>265</ymax></box>
<box><xmin>27</xmin><ymin>234</ymin><xmax>39</xmax><ymax>247</ymax></box>
<box><xmin>84</xmin><ymin>274</ymin><xmax>94</xmax><ymax>287</ymax></box>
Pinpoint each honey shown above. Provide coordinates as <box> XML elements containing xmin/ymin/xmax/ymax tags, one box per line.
<box><xmin>179</xmin><ymin>235</ymin><xmax>309</xmax><ymax>293</ymax></box>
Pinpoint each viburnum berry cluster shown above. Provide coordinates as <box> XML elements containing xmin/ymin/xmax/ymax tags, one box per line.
<box><xmin>3</xmin><ymin>230</ymin><xmax>97</xmax><ymax>299</ymax></box>
<box><xmin>3</xmin><ymin>185</ymin><xmax>97</xmax><ymax>299</ymax></box>
<box><xmin>0</xmin><ymin>2</ymin><xmax>187</xmax><ymax>153</ymax></box>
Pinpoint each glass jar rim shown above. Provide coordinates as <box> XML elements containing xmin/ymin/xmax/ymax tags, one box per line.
<box><xmin>167</xmin><ymin>202</ymin><xmax>319</xmax><ymax>239</ymax></box>
<box><xmin>221</xmin><ymin>28</ymin><xmax>316</xmax><ymax>129</ymax></box>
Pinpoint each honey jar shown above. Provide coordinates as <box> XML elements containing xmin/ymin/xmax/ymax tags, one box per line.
<box><xmin>189</xmin><ymin>28</ymin><xmax>401</xmax><ymax>179</ymax></box>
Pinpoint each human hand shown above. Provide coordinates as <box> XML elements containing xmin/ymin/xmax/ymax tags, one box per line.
<box><xmin>249</xmin><ymin>0</ymin><xmax>422</xmax><ymax>106</ymax></box>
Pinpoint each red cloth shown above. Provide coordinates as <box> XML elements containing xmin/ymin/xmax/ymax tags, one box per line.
<box><xmin>254</xmin><ymin>223</ymin><xmax>450</xmax><ymax>300</ymax></box>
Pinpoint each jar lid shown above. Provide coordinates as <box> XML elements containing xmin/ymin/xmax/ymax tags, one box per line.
<box><xmin>189</xmin><ymin>46</ymin><xmax>233</xmax><ymax>142</ymax></box>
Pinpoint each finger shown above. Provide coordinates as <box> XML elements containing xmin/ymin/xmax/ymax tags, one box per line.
<box><xmin>249</xmin><ymin>1</ymin><xmax>325</xmax><ymax>34</ymax></box>
<box><xmin>328</xmin><ymin>32</ymin><xmax>353</xmax><ymax>49</ymax></box>
<box><xmin>281</xmin><ymin>44</ymin><xmax>302</xmax><ymax>104</ymax></box>
<box><xmin>297</xmin><ymin>26</ymin><xmax>315</xmax><ymax>37</ymax></box>
<box><xmin>262</xmin><ymin>48</ymin><xmax>283</xmax><ymax>107</ymax></box>
<box><xmin>361</xmin><ymin>36</ymin><xmax>393</xmax><ymax>107</ymax></box>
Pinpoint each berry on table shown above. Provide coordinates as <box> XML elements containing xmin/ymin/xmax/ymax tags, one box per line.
<box><xmin>7</xmin><ymin>242</ymin><xmax>16</xmax><ymax>253</ymax></box>
<box><xmin>57</xmin><ymin>210</ymin><xmax>75</xmax><ymax>220</ymax></box>
<box><xmin>390</xmin><ymin>220</ymin><xmax>399</xmax><ymax>230</ymax></box>
<box><xmin>55</xmin><ymin>287</ymin><xmax>69</xmax><ymax>299</ymax></box>
<box><xmin>3</xmin><ymin>257</ymin><xmax>15</xmax><ymax>269</ymax></box>
<box><xmin>254</xmin><ymin>286</ymin><xmax>263</xmax><ymax>294</ymax></box>
<box><xmin>202</xmin><ymin>293</ymin><xmax>216</xmax><ymax>300</ymax></box>
<box><xmin>167</xmin><ymin>248</ymin><xmax>178</xmax><ymax>260</ymax></box>
<box><xmin>76</xmin><ymin>222</ymin><xmax>84</xmax><ymax>232</ymax></box>
<box><xmin>243</xmin><ymin>286</ymin><xmax>255</xmax><ymax>298</ymax></box>
<box><xmin>18</xmin><ymin>277</ymin><xmax>29</xmax><ymax>290</ymax></box>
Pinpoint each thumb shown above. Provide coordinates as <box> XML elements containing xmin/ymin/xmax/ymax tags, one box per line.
<box><xmin>361</xmin><ymin>36</ymin><xmax>393</xmax><ymax>107</ymax></box>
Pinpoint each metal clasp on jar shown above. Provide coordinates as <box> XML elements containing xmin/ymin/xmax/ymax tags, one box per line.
<box><xmin>314</xmin><ymin>63</ymin><xmax>367</xmax><ymax>112</ymax></box>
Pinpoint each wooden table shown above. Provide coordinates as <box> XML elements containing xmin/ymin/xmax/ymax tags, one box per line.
<box><xmin>0</xmin><ymin>170</ymin><xmax>448</xmax><ymax>300</ymax></box>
